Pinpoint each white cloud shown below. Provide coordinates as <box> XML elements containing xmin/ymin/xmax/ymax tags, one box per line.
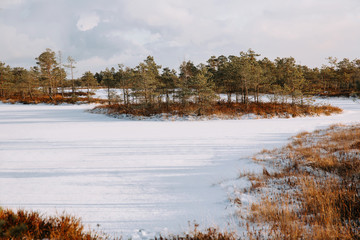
<box><xmin>0</xmin><ymin>23</ymin><xmax>56</xmax><ymax>65</ymax></box>
<box><xmin>76</xmin><ymin>49</ymin><xmax>153</xmax><ymax>77</ymax></box>
<box><xmin>122</xmin><ymin>1</ymin><xmax>193</xmax><ymax>27</ymax></box>
<box><xmin>76</xmin><ymin>12</ymin><xmax>100</xmax><ymax>31</ymax></box>
<box><xmin>1</xmin><ymin>0</ymin><xmax>360</xmax><ymax>73</ymax></box>
<box><xmin>108</xmin><ymin>29</ymin><xmax>161</xmax><ymax>46</ymax></box>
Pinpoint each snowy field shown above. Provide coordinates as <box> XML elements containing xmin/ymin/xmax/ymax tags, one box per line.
<box><xmin>0</xmin><ymin>97</ymin><xmax>359</xmax><ymax>238</ymax></box>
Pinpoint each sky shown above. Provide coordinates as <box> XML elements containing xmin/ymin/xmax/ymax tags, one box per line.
<box><xmin>1</xmin><ymin>0</ymin><xmax>360</xmax><ymax>77</ymax></box>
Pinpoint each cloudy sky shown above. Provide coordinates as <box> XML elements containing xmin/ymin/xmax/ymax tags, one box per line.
<box><xmin>1</xmin><ymin>0</ymin><xmax>360</xmax><ymax>77</ymax></box>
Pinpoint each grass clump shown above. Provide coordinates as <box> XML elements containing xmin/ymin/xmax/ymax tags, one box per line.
<box><xmin>0</xmin><ymin>208</ymin><xmax>107</xmax><ymax>240</ymax></box>
<box><xmin>235</xmin><ymin>124</ymin><xmax>360</xmax><ymax>239</ymax></box>
<box><xmin>0</xmin><ymin>209</ymin><xmax>237</xmax><ymax>240</ymax></box>
<box><xmin>155</xmin><ymin>224</ymin><xmax>237</xmax><ymax>240</ymax></box>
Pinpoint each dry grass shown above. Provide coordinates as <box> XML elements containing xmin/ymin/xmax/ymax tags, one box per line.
<box><xmin>0</xmin><ymin>93</ymin><xmax>106</xmax><ymax>104</ymax></box>
<box><xmin>155</xmin><ymin>224</ymin><xmax>237</xmax><ymax>240</ymax></box>
<box><xmin>235</xmin><ymin>124</ymin><xmax>360</xmax><ymax>239</ymax></box>
<box><xmin>0</xmin><ymin>208</ymin><xmax>238</xmax><ymax>240</ymax></box>
<box><xmin>0</xmin><ymin>208</ymin><xmax>109</xmax><ymax>240</ymax></box>
<box><xmin>96</xmin><ymin>102</ymin><xmax>342</xmax><ymax>118</ymax></box>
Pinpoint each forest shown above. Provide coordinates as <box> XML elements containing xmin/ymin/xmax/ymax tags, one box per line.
<box><xmin>0</xmin><ymin>48</ymin><xmax>358</xmax><ymax>116</ymax></box>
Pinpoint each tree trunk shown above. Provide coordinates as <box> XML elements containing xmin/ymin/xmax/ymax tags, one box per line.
<box><xmin>87</xmin><ymin>85</ymin><xmax>91</xmax><ymax>103</ymax></box>
<box><xmin>126</xmin><ymin>90</ymin><xmax>130</xmax><ymax>105</ymax></box>
<box><xmin>123</xmin><ymin>87</ymin><xmax>126</xmax><ymax>105</ymax></box>
<box><xmin>107</xmin><ymin>85</ymin><xmax>111</xmax><ymax>105</ymax></box>
<box><xmin>243</xmin><ymin>79</ymin><xmax>249</xmax><ymax>104</ymax></box>
<box><xmin>166</xmin><ymin>90</ymin><xmax>170</xmax><ymax>110</ymax></box>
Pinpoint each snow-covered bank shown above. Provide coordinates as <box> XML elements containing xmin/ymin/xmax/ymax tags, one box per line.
<box><xmin>88</xmin><ymin>105</ymin><xmax>339</xmax><ymax>122</ymax></box>
<box><xmin>0</xmin><ymin>98</ymin><xmax>359</xmax><ymax>238</ymax></box>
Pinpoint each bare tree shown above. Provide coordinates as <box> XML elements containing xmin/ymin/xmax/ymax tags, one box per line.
<box><xmin>64</xmin><ymin>56</ymin><xmax>76</xmax><ymax>95</ymax></box>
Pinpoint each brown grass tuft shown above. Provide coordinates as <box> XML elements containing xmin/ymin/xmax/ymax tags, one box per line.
<box><xmin>0</xmin><ymin>208</ymin><xmax>108</xmax><ymax>240</ymax></box>
<box><xmin>155</xmin><ymin>224</ymin><xmax>237</xmax><ymax>240</ymax></box>
<box><xmin>0</xmin><ymin>92</ymin><xmax>106</xmax><ymax>104</ymax></box>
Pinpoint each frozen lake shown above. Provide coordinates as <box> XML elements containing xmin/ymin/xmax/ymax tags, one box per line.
<box><xmin>0</xmin><ymin>98</ymin><xmax>359</xmax><ymax>238</ymax></box>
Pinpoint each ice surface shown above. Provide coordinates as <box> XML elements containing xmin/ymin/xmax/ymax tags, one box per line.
<box><xmin>0</xmin><ymin>98</ymin><xmax>359</xmax><ymax>238</ymax></box>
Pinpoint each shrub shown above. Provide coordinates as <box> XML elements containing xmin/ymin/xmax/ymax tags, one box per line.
<box><xmin>0</xmin><ymin>209</ymin><xmax>105</xmax><ymax>240</ymax></box>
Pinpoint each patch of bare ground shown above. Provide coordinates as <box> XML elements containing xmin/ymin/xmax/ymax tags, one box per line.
<box><xmin>234</xmin><ymin>124</ymin><xmax>360</xmax><ymax>239</ymax></box>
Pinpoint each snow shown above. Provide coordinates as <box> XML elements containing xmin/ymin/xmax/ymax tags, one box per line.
<box><xmin>0</xmin><ymin>98</ymin><xmax>359</xmax><ymax>238</ymax></box>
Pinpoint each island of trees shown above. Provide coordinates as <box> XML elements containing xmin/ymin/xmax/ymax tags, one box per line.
<box><xmin>1</xmin><ymin>48</ymin><xmax>357</xmax><ymax>118</ymax></box>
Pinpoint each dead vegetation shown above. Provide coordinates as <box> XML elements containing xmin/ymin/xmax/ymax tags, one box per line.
<box><xmin>0</xmin><ymin>208</ymin><xmax>111</xmax><ymax>240</ymax></box>
<box><xmin>0</xmin><ymin>208</ymin><xmax>237</xmax><ymax>240</ymax></box>
<box><xmin>95</xmin><ymin>101</ymin><xmax>342</xmax><ymax>119</ymax></box>
<box><xmin>155</xmin><ymin>224</ymin><xmax>237</xmax><ymax>240</ymax></box>
<box><xmin>0</xmin><ymin>92</ymin><xmax>106</xmax><ymax>104</ymax></box>
<box><xmin>235</xmin><ymin>124</ymin><xmax>360</xmax><ymax>239</ymax></box>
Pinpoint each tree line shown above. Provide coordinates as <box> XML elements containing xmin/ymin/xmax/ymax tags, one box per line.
<box><xmin>0</xmin><ymin>48</ymin><xmax>98</xmax><ymax>102</ymax></box>
<box><xmin>1</xmin><ymin>48</ymin><xmax>360</xmax><ymax>106</ymax></box>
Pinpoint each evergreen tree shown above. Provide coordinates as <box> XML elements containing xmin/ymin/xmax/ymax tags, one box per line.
<box><xmin>115</xmin><ymin>65</ymin><xmax>134</xmax><ymax>105</ymax></box>
<box><xmin>259</xmin><ymin>57</ymin><xmax>276</xmax><ymax>96</ymax></box>
<box><xmin>160</xmin><ymin>67</ymin><xmax>178</xmax><ymax>106</ymax></box>
<box><xmin>0</xmin><ymin>62</ymin><xmax>13</xmax><ymax>98</ymax></box>
<box><xmin>226</xmin><ymin>55</ymin><xmax>243</xmax><ymax>103</ymax></box>
<box><xmin>192</xmin><ymin>66</ymin><xmax>218</xmax><ymax>114</ymax></box>
<box><xmin>337</xmin><ymin>58</ymin><xmax>354</xmax><ymax>91</ymax></box>
<box><xmin>178</xmin><ymin>61</ymin><xmax>199</xmax><ymax>105</ymax></box>
<box><xmin>134</xmin><ymin>56</ymin><xmax>161</xmax><ymax>105</ymax></box>
<box><xmin>239</xmin><ymin>49</ymin><xmax>262</xmax><ymax>103</ymax></box>
<box><xmin>101</xmin><ymin>68</ymin><xmax>117</xmax><ymax>104</ymax></box>
<box><xmin>81</xmin><ymin>71</ymin><xmax>98</xmax><ymax>101</ymax></box>
<box><xmin>207</xmin><ymin>55</ymin><xmax>230</xmax><ymax>101</ymax></box>
<box><xmin>35</xmin><ymin>48</ymin><xmax>58</xmax><ymax>101</ymax></box>
<box><xmin>12</xmin><ymin>67</ymin><xmax>29</xmax><ymax>100</ymax></box>
<box><xmin>275</xmin><ymin>57</ymin><xmax>306</xmax><ymax>104</ymax></box>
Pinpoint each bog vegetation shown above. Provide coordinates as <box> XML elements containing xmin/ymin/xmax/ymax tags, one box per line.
<box><xmin>235</xmin><ymin>124</ymin><xmax>360</xmax><ymax>239</ymax></box>
<box><xmin>0</xmin><ymin>209</ymin><xmax>104</xmax><ymax>240</ymax></box>
<box><xmin>0</xmin><ymin>48</ymin><xmax>357</xmax><ymax>116</ymax></box>
<box><xmin>96</xmin><ymin>102</ymin><xmax>342</xmax><ymax>119</ymax></box>
<box><xmin>0</xmin><ymin>208</ymin><xmax>236</xmax><ymax>240</ymax></box>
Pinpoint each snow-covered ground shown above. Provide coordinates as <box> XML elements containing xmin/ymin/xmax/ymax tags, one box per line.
<box><xmin>0</xmin><ymin>98</ymin><xmax>359</xmax><ymax>238</ymax></box>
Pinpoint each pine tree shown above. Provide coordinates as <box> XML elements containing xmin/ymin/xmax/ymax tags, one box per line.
<box><xmin>35</xmin><ymin>48</ymin><xmax>58</xmax><ymax>101</ymax></box>
<box><xmin>160</xmin><ymin>67</ymin><xmax>178</xmax><ymax>107</ymax></box>
<box><xmin>81</xmin><ymin>71</ymin><xmax>98</xmax><ymax>102</ymax></box>
<box><xmin>101</xmin><ymin>68</ymin><xmax>117</xmax><ymax>105</ymax></box>
<box><xmin>134</xmin><ymin>56</ymin><xmax>161</xmax><ymax>105</ymax></box>
<box><xmin>275</xmin><ymin>57</ymin><xmax>306</xmax><ymax>104</ymax></box>
<box><xmin>0</xmin><ymin>62</ymin><xmax>13</xmax><ymax>98</ymax></box>
<box><xmin>178</xmin><ymin>61</ymin><xmax>198</xmax><ymax>105</ymax></box>
<box><xmin>192</xmin><ymin>66</ymin><xmax>218</xmax><ymax>115</ymax></box>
